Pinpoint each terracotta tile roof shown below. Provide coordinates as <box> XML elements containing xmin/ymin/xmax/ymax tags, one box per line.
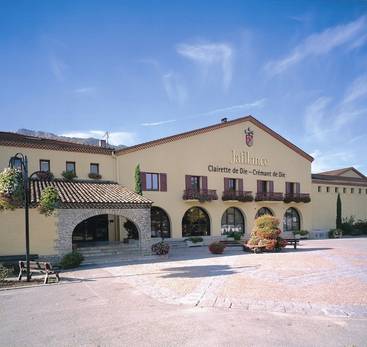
<box><xmin>0</xmin><ymin>131</ymin><xmax>114</xmax><ymax>155</ymax></box>
<box><xmin>30</xmin><ymin>180</ymin><xmax>152</xmax><ymax>208</ymax></box>
<box><xmin>117</xmin><ymin>115</ymin><xmax>314</xmax><ymax>162</ymax></box>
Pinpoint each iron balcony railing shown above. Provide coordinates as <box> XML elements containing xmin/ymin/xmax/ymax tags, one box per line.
<box><xmin>255</xmin><ymin>192</ymin><xmax>284</xmax><ymax>201</ymax></box>
<box><xmin>222</xmin><ymin>190</ymin><xmax>253</xmax><ymax>202</ymax></box>
<box><xmin>183</xmin><ymin>189</ymin><xmax>218</xmax><ymax>201</ymax></box>
<box><xmin>284</xmin><ymin>193</ymin><xmax>311</xmax><ymax>203</ymax></box>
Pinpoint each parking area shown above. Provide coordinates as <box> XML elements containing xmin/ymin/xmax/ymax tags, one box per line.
<box><xmin>1</xmin><ymin>238</ymin><xmax>367</xmax><ymax>346</ymax></box>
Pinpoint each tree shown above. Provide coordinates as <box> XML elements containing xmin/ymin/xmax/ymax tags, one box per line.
<box><xmin>134</xmin><ymin>164</ymin><xmax>142</xmax><ymax>195</ymax></box>
<box><xmin>336</xmin><ymin>193</ymin><xmax>342</xmax><ymax>229</ymax></box>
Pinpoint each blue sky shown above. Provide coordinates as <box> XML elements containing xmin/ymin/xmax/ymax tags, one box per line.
<box><xmin>0</xmin><ymin>1</ymin><xmax>366</xmax><ymax>174</ymax></box>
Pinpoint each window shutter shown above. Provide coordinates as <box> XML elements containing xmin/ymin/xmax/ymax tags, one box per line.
<box><xmin>296</xmin><ymin>182</ymin><xmax>300</xmax><ymax>194</ymax></box>
<box><xmin>201</xmin><ymin>176</ymin><xmax>208</xmax><ymax>191</ymax></box>
<box><xmin>285</xmin><ymin>182</ymin><xmax>290</xmax><ymax>194</ymax></box>
<box><xmin>238</xmin><ymin>178</ymin><xmax>243</xmax><ymax>192</ymax></box>
<box><xmin>185</xmin><ymin>175</ymin><xmax>191</xmax><ymax>190</ymax></box>
<box><xmin>140</xmin><ymin>172</ymin><xmax>147</xmax><ymax>191</ymax></box>
<box><xmin>224</xmin><ymin>178</ymin><xmax>229</xmax><ymax>192</ymax></box>
<box><xmin>160</xmin><ymin>173</ymin><xmax>167</xmax><ymax>192</ymax></box>
<box><xmin>269</xmin><ymin>181</ymin><xmax>274</xmax><ymax>193</ymax></box>
<box><xmin>257</xmin><ymin>180</ymin><xmax>262</xmax><ymax>193</ymax></box>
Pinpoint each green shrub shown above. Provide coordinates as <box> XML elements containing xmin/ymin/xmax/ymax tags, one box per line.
<box><xmin>328</xmin><ymin>229</ymin><xmax>343</xmax><ymax>239</ymax></box>
<box><xmin>0</xmin><ymin>168</ymin><xmax>24</xmax><ymax>210</ymax></box>
<box><xmin>353</xmin><ymin>219</ymin><xmax>367</xmax><ymax>234</ymax></box>
<box><xmin>59</xmin><ymin>251</ymin><xmax>84</xmax><ymax>269</ymax></box>
<box><xmin>38</xmin><ymin>187</ymin><xmax>60</xmax><ymax>216</ymax></box>
<box><xmin>88</xmin><ymin>172</ymin><xmax>102</xmax><ymax>179</ymax></box>
<box><xmin>0</xmin><ymin>266</ymin><xmax>9</xmax><ymax>281</ymax></box>
<box><xmin>61</xmin><ymin>171</ymin><xmax>77</xmax><ymax>181</ymax></box>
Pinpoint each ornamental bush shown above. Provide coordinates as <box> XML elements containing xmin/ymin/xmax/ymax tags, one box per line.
<box><xmin>0</xmin><ymin>266</ymin><xmax>9</xmax><ymax>282</ymax></box>
<box><xmin>0</xmin><ymin>168</ymin><xmax>24</xmax><ymax>210</ymax></box>
<box><xmin>186</xmin><ymin>236</ymin><xmax>204</xmax><ymax>243</ymax></box>
<box><xmin>59</xmin><ymin>251</ymin><xmax>84</xmax><ymax>269</ymax></box>
<box><xmin>208</xmin><ymin>242</ymin><xmax>225</xmax><ymax>254</ymax></box>
<box><xmin>151</xmin><ymin>241</ymin><xmax>170</xmax><ymax>255</ymax></box>
<box><xmin>246</xmin><ymin>215</ymin><xmax>287</xmax><ymax>252</ymax></box>
<box><xmin>61</xmin><ymin>170</ymin><xmax>77</xmax><ymax>181</ymax></box>
<box><xmin>38</xmin><ymin>187</ymin><xmax>60</xmax><ymax>216</ymax></box>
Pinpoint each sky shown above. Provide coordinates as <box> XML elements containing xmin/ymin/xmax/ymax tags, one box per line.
<box><xmin>0</xmin><ymin>0</ymin><xmax>366</xmax><ymax>174</ymax></box>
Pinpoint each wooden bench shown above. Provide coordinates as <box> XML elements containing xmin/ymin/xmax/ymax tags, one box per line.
<box><xmin>18</xmin><ymin>261</ymin><xmax>60</xmax><ymax>284</ymax></box>
<box><xmin>285</xmin><ymin>238</ymin><xmax>300</xmax><ymax>249</ymax></box>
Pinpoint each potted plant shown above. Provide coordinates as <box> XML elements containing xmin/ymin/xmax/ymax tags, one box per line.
<box><xmin>0</xmin><ymin>168</ymin><xmax>24</xmax><ymax>210</ymax></box>
<box><xmin>61</xmin><ymin>170</ymin><xmax>77</xmax><ymax>181</ymax></box>
<box><xmin>88</xmin><ymin>172</ymin><xmax>102</xmax><ymax>180</ymax></box>
<box><xmin>151</xmin><ymin>241</ymin><xmax>170</xmax><ymax>255</ymax></box>
<box><xmin>185</xmin><ymin>236</ymin><xmax>204</xmax><ymax>247</ymax></box>
<box><xmin>209</xmin><ymin>241</ymin><xmax>226</xmax><ymax>254</ymax></box>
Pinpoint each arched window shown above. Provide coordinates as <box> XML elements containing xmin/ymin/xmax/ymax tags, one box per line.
<box><xmin>221</xmin><ymin>207</ymin><xmax>245</xmax><ymax>235</ymax></box>
<box><xmin>182</xmin><ymin>207</ymin><xmax>210</xmax><ymax>237</ymax></box>
<box><xmin>151</xmin><ymin>207</ymin><xmax>171</xmax><ymax>238</ymax></box>
<box><xmin>283</xmin><ymin>208</ymin><xmax>301</xmax><ymax>232</ymax></box>
<box><xmin>255</xmin><ymin>207</ymin><xmax>273</xmax><ymax>218</ymax></box>
<box><xmin>72</xmin><ymin>214</ymin><xmax>109</xmax><ymax>244</ymax></box>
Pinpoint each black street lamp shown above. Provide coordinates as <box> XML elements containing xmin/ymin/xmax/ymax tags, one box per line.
<box><xmin>9</xmin><ymin>153</ymin><xmax>31</xmax><ymax>281</ymax></box>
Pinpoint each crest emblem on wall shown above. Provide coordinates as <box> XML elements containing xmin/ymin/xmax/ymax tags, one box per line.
<box><xmin>244</xmin><ymin>127</ymin><xmax>254</xmax><ymax>147</ymax></box>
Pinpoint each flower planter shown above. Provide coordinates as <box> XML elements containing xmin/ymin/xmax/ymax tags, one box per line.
<box><xmin>185</xmin><ymin>240</ymin><xmax>204</xmax><ymax>247</ymax></box>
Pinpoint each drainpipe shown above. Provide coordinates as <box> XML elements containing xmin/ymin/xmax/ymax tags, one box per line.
<box><xmin>112</xmin><ymin>151</ymin><xmax>119</xmax><ymax>183</ymax></box>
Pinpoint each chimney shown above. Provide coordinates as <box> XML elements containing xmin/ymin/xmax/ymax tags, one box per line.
<box><xmin>221</xmin><ymin>117</ymin><xmax>228</xmax><ymax>123</ymax></box>
<box><xmin>99</xmin><ymin>139</ymin><xmax>107</xmax><ymax>147</ymax></box>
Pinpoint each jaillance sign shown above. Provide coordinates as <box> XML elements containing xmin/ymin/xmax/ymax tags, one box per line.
<box><xmin>207</xmin><ymin>150</ymin><xmax>286</xmax><ymax>178</ymax></box>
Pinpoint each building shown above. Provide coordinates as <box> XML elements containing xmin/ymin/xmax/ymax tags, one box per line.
<box><xmin>0</xmin><ymin>116</ymin><xmax>366</xmax><ymax>260</ymax></box>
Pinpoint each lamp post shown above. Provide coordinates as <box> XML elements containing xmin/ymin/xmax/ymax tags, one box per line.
<box><xmin>9</xmin><ymin>153</ymin><xmax>31</xmax><ymax>281</ymax></box>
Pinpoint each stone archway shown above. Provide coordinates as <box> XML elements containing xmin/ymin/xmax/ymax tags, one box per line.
<box><xmin>56</xmin><ymin>207</ymin><xmax>151</xmax><ymax>258</ymax></box>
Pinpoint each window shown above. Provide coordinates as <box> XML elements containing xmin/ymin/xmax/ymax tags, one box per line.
<box><xmin>90</xmin><ymin>163</ymin><xmax>99</xmax><ymax>174</ymax></box>
<box><xmin>182</xmin><ymin>207</ymin><xmax>210</xmax><ymax>237</ymax></box>
<box><xmin>343</xmin><ymin>188</ymin><xmax>346</xmax><ymax>193</ymax></box>
<box><xmin>11</xmin><ymin>157</ymin><xmax>22</xmax><ymax>170</ymax></box>
<box><xmin>151</xmin><ymin>207</ymin><xmax>170</xmax><ymax>238</ymax></box>
<box><xmin>39</xmin><ymin>159</ymin><xmax>50</xmax><ymax>172</ymax></box>
<box><xmin>66</xmin><ymin>161</ymin><xmax>76</xmax><ymax>173</ymax></box>
<box><xmin>326</xmin><ymin>187</ymin><xmax>330</xmax><ymax>193</ymax></box>
<box><xmin>228</xmin><ymin>178</ymin><xmax>236</xmax><ymax>191</ymax></box>
<box><xmin>351</xmin><ymin>188</ymin><xmax>354</xmax><ymax>194</ymax></box>
<box><xmin>221</xmin><ymin>207</ymin><xmax>245</xmax><ymax>234</ymax></box>
<box><xmin>359</xmin><ymin>188</ymin><xmax>362</xmax><ymax>194</ymax></box>
<box><xmin>146</xmin><ymin>173</ymin><xmax>159</xmax><ymax>191</ymax></box>
<box><xmin>283</xmin><ymin>208</ymin><xmax>301</xmax><ymax>232</ymax></box>
<box><xmin>255</xmin><ymin>207</ymin><xmax>273</xmax><ymax>218</ymax></box>
<box><xmin>335</xmin><ymin>187</ymin><xmax>339</xmax><ymax>193</ymax></box>
<box><xmin>190</xmin><ymin>176</ymin><xmax>200</xmax><ymax>191</ymax></box>
<box><xmin>318</xmin><ymin>186</ymin><xmax>321</xmax><ymax>193</ymax></box>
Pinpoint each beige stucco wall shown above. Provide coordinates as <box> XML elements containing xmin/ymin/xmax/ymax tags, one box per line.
<box><xmin>0</xmin><ymin>145</ymin><xmax>116</xmax><ymax>181</ymax></box>
<box><xmin>117</xmin><ymin>120</ymin><xmax>313</xmax><ymax>238</ymax></box>
<box><xmin>311</xmin><ymin>183</ymin><xmax>367</xmax><ymax>230</ymax></box>
<box><xmin>0</xmin><ymin>209</ymin><xmax>58</xmax><ymax>256</ymax></box>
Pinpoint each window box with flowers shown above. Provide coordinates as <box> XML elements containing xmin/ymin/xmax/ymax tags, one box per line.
<box><xmin>88</xmin><ymin>172</ymin><xmax>102</xmax><ymax>180</ymax></box>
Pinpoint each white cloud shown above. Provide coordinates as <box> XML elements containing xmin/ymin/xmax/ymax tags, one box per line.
<box><xmin>61</xmin><ymin>130</ymin><xmax>137</xmax><ymax>146</ymax></box>
<box><xmin>177</xmin><ymin>42</ymin><xmax>233</xmax><ymax>88</ymax></box>
<box><xmin>141</xmin><ymin>119</ymin><xmax>176</xmax><ymax>127</ymax></box>
<box><xmin>73</xmin><ymin>87</ymin><xmax>96</xmax><ymax>94</ymax></box>
<box><xmin>265</xmin><ymin>16</ymin><xmax>367</xmax><ymax>75</ymax></box>
<box><xmin>50</xmin><ymin>57</ymin><xmax>68</xmax><ymax>81</ymax></box>
<box><xmin>311</xmin><ymin>149</ymin><xmax>356</xmax><ymax>173</ymax></box>
<box><xmin>343</xmin><ymin>75</ymin><xmax>367</xmax><ymax>104</ymax></box>
<box><xmin>304</xmin><ymin>96</ymin><xmax>332</xmax><ymax>140</ymax></box>
<box><xmin>162</xmin><ymin>72</ymin><xmax>188</xmax><ymax>104</ymax></box>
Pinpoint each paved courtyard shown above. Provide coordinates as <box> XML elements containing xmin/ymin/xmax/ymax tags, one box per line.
<box><xmin>1</xmin><ymin>238</ymin><xmax>367</xmax><ymax>346</ymax></box>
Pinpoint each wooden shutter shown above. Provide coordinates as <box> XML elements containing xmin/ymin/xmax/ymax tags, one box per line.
<box><xmin>201</xmin><ymin>176</ymin><xmax>208</xmax><ymax>191</ymax></box>
<box><xmin>238</xmin><ymin>178</ymin><xmax>243</xmax><ymax>192</ymax></box>
<box><xmin>160</xmin><ymin>173</ymin><xmax>167</xmax><ymax>192</ymax></box>
<box><xmin>269</xmin><ymin>181</ymin><xmax>274</xmax><ymax>193</ymax></box>
<box><xmin>285</xmin><ymin>182</ymin><xmax>290</xmax><ymax>194</ymax></box>
<box><xmin>140</xmin><ymin>172</ymin><xmax>147</xmax><ymax>191</ymax></box>
<box><xmin>296</xmin><ymin>182</ymin><xmax>300</xmax><ymax>194</ymax></box>
<box><xmin>257</xmin><ymin>180</ymin><xmax>262</xmax><ymax>193</ymax></box>
<box><xmin>185</xmin><ymin>175</ymin><xmax>191</xmax><ymax>190</ymax></box>
<box><xmin>224</xmin><ymin>178</ymin><xmax>229</xmax><ymax>192</ymax></box>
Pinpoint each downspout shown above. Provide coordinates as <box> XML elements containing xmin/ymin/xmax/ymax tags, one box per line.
<box><xmin>112</xmin><ymin>150</ymin><xmax>119</xmax><ymax>184</ymax></box>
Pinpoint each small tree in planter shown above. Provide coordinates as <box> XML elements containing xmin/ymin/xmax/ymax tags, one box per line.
<box><xmin>209</xmin><ymin>241</ymin><xmax>226</xmax><ymax>254</ymax></box>
<box><xmin>246</xmin><ymin>215</ymin><xmax>287</xmax><ymax>252</ymax></box>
